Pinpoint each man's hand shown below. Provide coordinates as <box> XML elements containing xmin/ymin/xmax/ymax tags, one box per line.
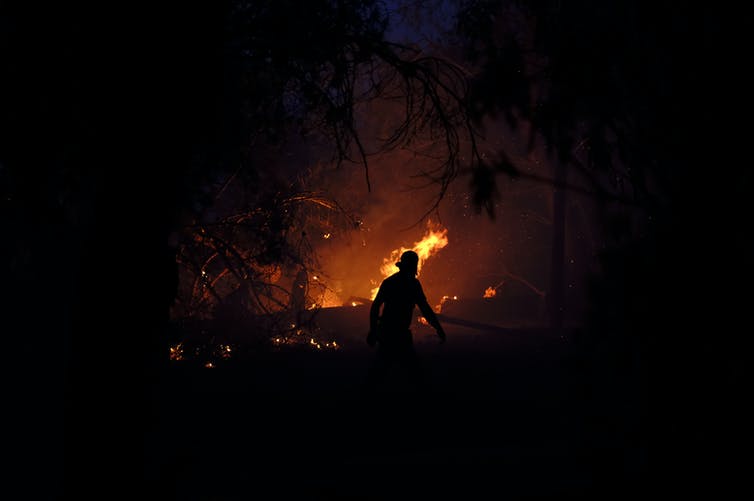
<box><xmin>437</xmin><ymin>326</ymin><xmax>446</xmax><ymax>343</ymax></box>
<box><xmin>367</xmin><ymin>330</ymin><xmax>378</xmax><ymax>347</ymax></box>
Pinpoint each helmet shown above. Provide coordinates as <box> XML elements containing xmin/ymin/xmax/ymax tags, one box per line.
<box><xmin>395</xmin><ymin>250</ymin><xmax>419</xmax><ymax>272</ymax></box>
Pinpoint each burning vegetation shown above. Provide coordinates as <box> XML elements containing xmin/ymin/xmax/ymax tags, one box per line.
<box><xmin>160</xmin><ymin>0</ymin><xmax>604</xmax><ymax>367</ymax></box>
<box><xmin>168</xmin><ymin>211</ymin><xmax>453</xmax><ymax>365</ymax></box>
<box><xmin>369</xmin><ymin>221</ymin><xmax>448</xmax><ymax>299</ymax></box>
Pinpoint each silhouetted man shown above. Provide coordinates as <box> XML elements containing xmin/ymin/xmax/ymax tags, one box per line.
<box><xmin>365</xmin><ymin>250</ymin><xmax>445</xmax><ymax>391</ymax></box>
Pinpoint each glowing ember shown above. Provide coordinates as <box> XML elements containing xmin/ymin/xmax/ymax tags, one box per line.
<box><xmin>270</xmin><ymin>333</ymin><xmax>340</xmax><ymax>351</ymax></box>
<box><xmin>435</xmin><ymin>294</ymin><xmax>458</xmax><ymax>312</ymax></box>
<box><xmin>483</xmin><ymin>286</ymin><xmax>497</xmax><ymax>298</ymax></box>
<box><xmin>169</xmin><ymin>342</ymin><xmax>185</xmax><ymax>361</ymax></box>
<box><xmin>370</xmin><ymin>222</ymin><xmax>448</xmax><ymax>299</ymax></box>
<box><xmin>218</xmin><ymin>344</ymin><xmax>233</xmax><ymax>359</ymax></box>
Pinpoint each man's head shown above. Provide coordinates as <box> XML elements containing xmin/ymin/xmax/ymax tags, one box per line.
<box><xmin>396</xmin><ymin>250</ymin><xmax>419</xmax><ymax>276</ymax></box>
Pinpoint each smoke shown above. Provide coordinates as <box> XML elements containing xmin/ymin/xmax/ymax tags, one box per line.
<box><xmin>289</xmin><ymin>84</ymin><xmax>601</xmax><ymax>327</ymax></box>
<box><xmin>301</xmin><ymin>133</ymin><xmax>601</xmax><ymax>330</ymax></box>
<box><xmin>306</xmin><ymin>144</ymin><xmax>512</xmax><ymax>307</ymax></box>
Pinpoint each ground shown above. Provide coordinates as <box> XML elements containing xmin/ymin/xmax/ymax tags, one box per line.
<box><xmin>144</xmin><ymin>308</ymin><xmax>644</xmax><ymax>499</ymax></box>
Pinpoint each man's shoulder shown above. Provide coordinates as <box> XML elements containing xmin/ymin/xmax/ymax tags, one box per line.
<box><xmin>383</xmin><ymin>273</ymin><xmax>422</xmax><ymax>289</ymax></box>
<box><xmin>383</xmin><ymin>272</ymin><xmax>402</xmax><ymax>283</ymax></box>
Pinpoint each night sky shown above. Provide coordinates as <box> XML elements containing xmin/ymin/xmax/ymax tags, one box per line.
<box><xmin>2</xmin><ymin>1</ymin><xmax>751</xmax><ymax>499</ymax></box>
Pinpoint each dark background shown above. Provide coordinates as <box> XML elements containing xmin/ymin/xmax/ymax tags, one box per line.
<box><xmin>2</xmin><ymin>1</ymin><xmax>751</xmax><ymax>498</ymax></box>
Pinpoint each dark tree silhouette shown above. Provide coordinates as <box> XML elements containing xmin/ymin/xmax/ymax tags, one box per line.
<box><xmin>0</xmin><ymin>1</ymin><xmax>482</xmax><ymax>497</ymax></box>
<box><xmin>454</xmin><ymin>0</ymin><xmax>753</xmax><ymax>495</ymax></box>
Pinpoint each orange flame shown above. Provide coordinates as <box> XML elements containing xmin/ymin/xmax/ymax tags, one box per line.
<box><xmin>483</xmin><ymin>286</ymin><xmax>496</xmax><ymax>298</ymax></box>
<box><xmin>370</xmin><ymin>223</ymin><xmax>448</xmax><ymax>299</ymax></box>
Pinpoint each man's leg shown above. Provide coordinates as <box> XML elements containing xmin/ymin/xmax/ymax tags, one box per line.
<box><xmin>363</xmin><ymin>345</ymin><xmax>392</xmax><ymax>393</ymax></box>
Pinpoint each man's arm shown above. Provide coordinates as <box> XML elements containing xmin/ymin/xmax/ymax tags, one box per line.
<box><xmin>416</xmin><ymin>285</ymin><xmax>446</xmax><ymax>342</ymax></box>
<box><xmin>368</xmin><ymin>285</ymin><xmax>385</xmax><ymax>346</ymax></box>
<box><xmin>370</xmin><ymin>289</ymin><xmax>384</xmax><ymax>333</ymax></box>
